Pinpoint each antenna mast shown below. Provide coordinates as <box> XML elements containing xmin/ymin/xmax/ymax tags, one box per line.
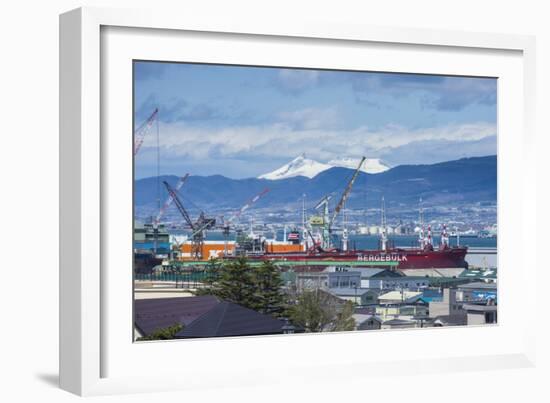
<box><xmin>302</xmin><ymin>194</ymin><xmax>308</xmax><ymax>251</ymax></box>
<box><xmin>342</xmin><ymin>201</ymin><xmax>349</xmax><ymax>251</ymax></box>
<box><xmin>419</xmin><ymin>198</ymin><xmax>425</xmax><ymax>249</ymax></box>
<box><xmin>380</xmin><ymin>196</ymin><xmax>388</xmax><ymax>251</ymax></box>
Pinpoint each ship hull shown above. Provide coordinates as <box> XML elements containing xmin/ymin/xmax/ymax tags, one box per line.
<box><xmin>243</xmin><ymin>246</ymin><xmax>468</xmax><ymax>270</ymax></box>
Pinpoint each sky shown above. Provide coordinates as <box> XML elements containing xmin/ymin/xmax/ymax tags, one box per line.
<box><xmin>134</xmin><ymin>61</ymin><xmax>497</xmax><ymax>179</ymax></box>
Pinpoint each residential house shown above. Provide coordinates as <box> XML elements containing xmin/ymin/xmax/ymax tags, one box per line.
<box><xmin>381</xmin><ymin>318</ymin><xmax>419</xmax><ymax>329</ymax></box>
<box><xmin>328</xmin><ymin>287</ymin><xmax>379</xmax><ymax>306</ymax></box>
<box><xmin>378</xmin><ymin>290</ymin><xmax>423</xmax><ymax>305</ymax></box>
<box><xmin>353</xmin><ymin>314</ymin><xmax>383</xmax><ymax>330</ymax></box>
<box><xmin>463</xmin><ymin>300</ymin><xmax>497</xmax><ymax>325</ymax></box>
<box><xmin>428</xmin><ymin>288</ymin><xmax>467</xmax><ymax>326</ymax></box>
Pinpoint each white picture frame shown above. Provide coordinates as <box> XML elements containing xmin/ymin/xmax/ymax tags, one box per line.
<box><xmin>60</xmin><ymin>7</ymin><xmax>537</xmax><ymax>396</ymax></box>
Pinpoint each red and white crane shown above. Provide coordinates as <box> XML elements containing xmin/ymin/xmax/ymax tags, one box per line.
<box><xmin>134</xmin><ymin>108</ymin><xmax>159</xmax><ymax>156</ymax></box>
<box><xmin>220</xmin><ymin>188</ymin><xmax>270</xmax><ymax>256</ymax></box>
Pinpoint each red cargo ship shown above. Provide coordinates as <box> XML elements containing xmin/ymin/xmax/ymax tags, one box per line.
<box><xmin>253</xmin><ymin>245</ymin><xmax>468</xmax><ymax>269</ymax></box>
<box><xmin>241</xmin><ymin>224</ymin><xmax>468</xmax><ymax>270</ymax></box>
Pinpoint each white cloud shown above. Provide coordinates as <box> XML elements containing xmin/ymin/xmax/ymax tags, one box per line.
<box><xmin>140</xmin><ymin>120</ymin><xmax>496</xmax><ymax>168</ymax></box>
<box><xmin>275</xmin><ymin>69</ymin><xmax>320</xmax><ymax>94</ymax></box>
<box><xmin>277</xmin><ymin>106</ymin><xmax>339</xmax><ymax>130</ymax></box>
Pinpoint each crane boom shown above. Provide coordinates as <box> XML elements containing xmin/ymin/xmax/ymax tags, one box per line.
<box><xmin>134</xmin><ymin>108</ymin><xmax>159</xmax><ymax>156</ymax></box>
<box><xmin>331</xmin><ymin>156</ymin><xmax>366</xmax><ymax>225</ymax></box>
<box><xmin>162</xmin><ymin>180</ymin><xmax>194</xmax><ymax>230</ymax></box>
<box><xmin>155</xmin><ymin>174</ymin><xmax>189</xmax><ymax>224</ymax></box>
<box><xmin>225</xmin><ymin>188</ymin><xmax>270</xmax><ymax>225</ymax></box>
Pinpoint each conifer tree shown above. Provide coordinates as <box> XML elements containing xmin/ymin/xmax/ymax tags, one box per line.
<box><xmin>251</xmin><ymin>261</ymin><xmax>286</xmax><ymax>317</ymax></box>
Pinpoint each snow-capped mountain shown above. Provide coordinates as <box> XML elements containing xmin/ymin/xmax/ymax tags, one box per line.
<box><xmin>258</xmin><ymin>153</ymin><xmax>332</xmax><ymax>180</ymax></box>
<box><xmin>328</xmin><ymin>157</ymin><xmax>391</xmax><ymax>174</ymax></box>
<box><xmin>259</xmin><ymin>154</ymin><xmax>391</xmax><ymax>180</ymax></box>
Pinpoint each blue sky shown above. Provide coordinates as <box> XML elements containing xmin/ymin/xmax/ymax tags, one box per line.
<box><xmin>134</xmin><ymin>61</ymin><xmax>497</xmax><ymax>179</ymax></box>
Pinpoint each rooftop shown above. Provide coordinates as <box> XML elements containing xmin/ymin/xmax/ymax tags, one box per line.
<box><xmin>176</xmin><ymin>301</ymin><xmax>285</xmax><ymax>338</ymax></box>
<box><xmin>134</xmin><ymin>295</ymin><xmax>220</xmax><ymax>336</ymax></box>
<box><xmin>378</xmin><ymin>290</ymin><xmax>423</xmax><ymax>303</ymax></box>
<box><xmin>458</xmin><ymin>282</ymin><xmax>497</xmax><ymax>290</ymax></box>
<box><xmin>462</xmin><ymin>303</ymin><xmax>498</xmax><ymax>312</ymax></box>
<box><xmin>459</xmin><ymin>268</ymin><xmax>497</xmax><ymax>280</ymax></box>
<box><xmin>329</xmin><ymin>287</ymin><xmax>373</xmax><ymax>297</ymax></box>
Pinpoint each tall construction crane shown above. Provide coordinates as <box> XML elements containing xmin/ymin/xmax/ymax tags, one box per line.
<box><xmin>149</xmin><ymin>174</ymin><xmax>189</xmax><ymax>257</ymax></box>
<box><xmin>314</xmin><ymin>195</ymin><xmax>332</xmax><ymax>250</ymax></box>
<box><xmin>220</xmin><ymin>188</ymin><xmax>270</xmax><ymax>257</ymax></box>
<box><xmin>331</xmin><ymin>156</ymin><xmax>366</xmax><ymax>225</ymax></box>
<box><xmin>163</xmin><ymin>180</ymin><xmax>216</xmax><ymax>259</ymax></box>
<box><xmin>331</xmin><ymin>156</ymin><xmax>366</xmax><ymax>251</ymax></box>
<box><xmin>134</xmin><ymin>108</ymin><xmax>159</xmax><ymax>156</ymax></box>
<box><xmin>314</xmin><ymin>156</ymin><xmax>366</xmax><ymax>251</ymax></box>
<box><xmin>155</xmin><ymin>174</ymin><xmax>189</xmax><ymax>225</ymax></box>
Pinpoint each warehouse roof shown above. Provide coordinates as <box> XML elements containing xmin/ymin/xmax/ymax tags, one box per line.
<box><xmin>458</xmin><ymin>282</ymin><xmax>497</xmax><ymax>290</ymax></box>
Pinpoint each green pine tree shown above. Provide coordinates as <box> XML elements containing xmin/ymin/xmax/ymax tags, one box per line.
<box><xmin>251</xmin><ymin>261</ymin><xmax>286</xmax><ymax>317</ymax></box>
<box><xmin>195</xmin><ymin>258</ymin><xmax>288</xmax><ymax>317</ymax></box>
<box><xmin>196</xmin><ymin>257</ymin><xmax>257</xmax><ymax>309</ymax></box>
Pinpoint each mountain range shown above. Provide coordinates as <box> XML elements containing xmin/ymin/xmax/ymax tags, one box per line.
<box><xmin>134</xmin><ymin>155</ymin><xmax>497</xmax><ymax>216</ymax></box>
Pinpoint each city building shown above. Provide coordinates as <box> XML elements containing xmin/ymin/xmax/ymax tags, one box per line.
<box><xmin>134</xmin><ymin>221</ymin><xmax>171</xmax><ymax>255</ymax></box>
<box><xmin>362</xmin><ymin>275</ymin><xmax>430</xmax><ymax>290</ymax></box>
<box><xmin>428</xmin><ymin>288</ymin><xmax>465</xmax><ymax>320</ymax></box>
<box><xmin>463</xmin><ymin>300</ymin><xmax>498</xmax><ymax>325</ymax></box>
<box><xmin>381</xmin><ymin>318</ymin><xmax>418</xmax><ymax>329</ymax></box>
<box><xmin>378</xmin><ymin>290</ymin><xmax>423</xmax><ymax>305</ymax></box>
<box><xmin>328</xmin><ymin>271</ymin><xmax>362</xmax><ymax>288</ymax></box>
<box><xmin>458</xmin><ymin>268</ymin><xmax>497</xmax><ymax>283</ymax></box>
<box><xmin>375</xmin><ymin>305</ymin><xmax>428</xmax><ymax>321</ymax></box>
<box><xmin>457</xmin><ymin>282</ymin><xmax>497</xmax><ymax>302</ymax></box>
<box><xmin>354</xmin><ymin>315</ymin><xmax>383</xmax><ymax>330</ymax></box>
<box><xmin>328</xmin><ymin>287</ymin><xmax>379</xmax><ymax>306</ymax></box>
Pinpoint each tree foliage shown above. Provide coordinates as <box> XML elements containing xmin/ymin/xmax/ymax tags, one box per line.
<box><xmin>195</xmin><ymin>258</ymin><xmax>287</xmax><ymax>317</ymax></box>
<box><xmin>251</xmin><ymin>261</ymin><xmax>286</xmax><ymax>317</ymax></box>
<box><xmin>289</xmin><ymin>290</ymin><xmax>355</xmax><ymax>332</ymax></box>
<box><xmin>137</xmin><ymin>323</ymin><xmax>183</xmax><ymax>341</ymax></box>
